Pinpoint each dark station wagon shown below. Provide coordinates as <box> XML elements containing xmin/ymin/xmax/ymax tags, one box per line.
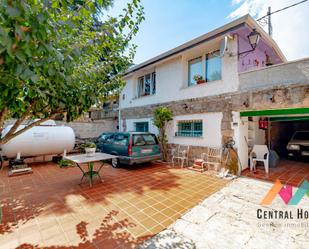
<box><xmin>95</xmin><ymin>132</ymin><xmax>162</xmax><ymax>168</ymax></box>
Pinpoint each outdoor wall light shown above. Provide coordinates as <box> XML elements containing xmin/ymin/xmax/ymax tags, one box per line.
<box><xmin>248</xmin><ymin>29</ymin><xmax>260</xmax><ymax>49</ymax></box>
<box><xmin>238</xmin><ymin>28</ymin><xmax>261</xmax><ymax>56</ymax></box>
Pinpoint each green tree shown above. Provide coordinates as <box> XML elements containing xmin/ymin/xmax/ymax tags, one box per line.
<box><xmin>0</xmin><ymin>0</ymin><xmax>144</xmax><ymax>144</ymax></box>
<box><xmin>153</xmin><ymin>107</ymin><xmax>173</xmax><ymax>161</ymax></box>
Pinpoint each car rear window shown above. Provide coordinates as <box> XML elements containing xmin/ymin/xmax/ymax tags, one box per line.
<box><xmin>133</xmin><ymin>135</ymin><xmax>146</xmax><ymax>146</ymax></box>
<box><xmin>143</xmin><ymin>134</ymin><xmax>157</xmax><ymax>145</ymax></box>
<box><xmin>133</xmin><ymin>134</ymin><xmax>158</xmax><ymax>146</ymax></box>
<box><xmin>293</xmin><ymin>131</ymin><xmax>309</xmax><ymax>140</ymax></box>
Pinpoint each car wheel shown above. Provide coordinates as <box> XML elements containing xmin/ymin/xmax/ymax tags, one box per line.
<box><xmin>111</xmin><ymin>158</ymin><xmax>119</xmax><ymax>168</ymax></box>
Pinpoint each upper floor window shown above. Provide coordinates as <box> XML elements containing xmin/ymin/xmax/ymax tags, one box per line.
<box><xmin>188</xmin><ymin>57</ymin><xmax>202</xmax><ymax>86</ymax></box>
<box><xmin>206</xmin><ymin>51</ymin><xmax>221</xmax><ymax>82</ymax></box>
<box><xmin>187</xmin><ymin>51</ymin><xmax>222</xmax><ymax>86</ymax></box>
<box><xmin>137</xmin><ymin>72</ymin><xmax>156</xmax><ymax>97</ymax></box>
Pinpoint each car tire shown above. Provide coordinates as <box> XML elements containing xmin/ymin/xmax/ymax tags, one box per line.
<box><xmin>111</xmin><ymin>157</ymin><xmax>120</xmax><ymax>168</ymax></box>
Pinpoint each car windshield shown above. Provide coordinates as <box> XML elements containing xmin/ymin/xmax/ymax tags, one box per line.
<box><xmin>293</xmin><ymin>131</ymin><xmax>309</xmax><ymax>140</ymax></box>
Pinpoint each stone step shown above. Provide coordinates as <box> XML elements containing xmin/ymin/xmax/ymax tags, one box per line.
<box><xmin>188</xmin><ymin>166</ymin><xmax>206</xmax><ymax>172</ymax></box>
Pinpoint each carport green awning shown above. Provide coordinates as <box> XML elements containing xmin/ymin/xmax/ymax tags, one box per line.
<box><xmin>270</xmin><ymin>116</ymin><xmax>309</xmax><ymax>122</ymax></box>
<box><xmin>240</xmin><ymin>108</ymin><xmax>309</xmax><ymax>117</ymax></box>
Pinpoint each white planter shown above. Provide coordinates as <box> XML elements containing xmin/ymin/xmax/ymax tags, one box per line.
<box><xmin>85</xmin><ymin>147</ymin><xmax>96</xmax><ymax>157</ymax></box>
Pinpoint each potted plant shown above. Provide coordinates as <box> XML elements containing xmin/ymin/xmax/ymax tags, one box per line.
<box><xmin>193</xmin><ymin>74</ymin><xmax>205</xmax><ymax>84</ymax></box>
<box><xmin>83</xmin><ymin>142</ymin><xmax>96</xmax><ymax>157</ymax></box>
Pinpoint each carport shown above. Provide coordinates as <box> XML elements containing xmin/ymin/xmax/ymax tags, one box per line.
<box><xmin>237</xmin><ymin>107</ymin><xmax>309</xmax><ymax>186</ymax></box>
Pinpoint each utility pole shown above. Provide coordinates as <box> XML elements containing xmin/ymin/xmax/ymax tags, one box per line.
<box><xmin>267</xmin><ymin>6</ymin><xmax>273</xmax><ymax>37</ymax></box>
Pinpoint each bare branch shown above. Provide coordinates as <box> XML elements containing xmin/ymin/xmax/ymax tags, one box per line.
<box><xmin>2</xmin><ymin>110</ymin><xmax>31</xmax><ymax>142</ymax></box>
<box><xmin>0</xmin><ymin>112</ymin><xmax>60</xmax><ymax>145</ymax></box>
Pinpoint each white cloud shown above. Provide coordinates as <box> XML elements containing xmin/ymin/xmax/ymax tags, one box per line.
<box><xmin>228</xmin><ymin>0</ymin><xmax>309</xmax><ymax>60</ymax></box>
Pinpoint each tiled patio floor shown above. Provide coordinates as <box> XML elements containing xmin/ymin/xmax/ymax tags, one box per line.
<box><xmin>0</xmin><ymin>161</ymin><xmax>227</xmax><ymax>249</ymax></box>
<box><xmin>241</xmin><ymin>159</ymin><xmax>309</xmax><ymax>187</ymax></box>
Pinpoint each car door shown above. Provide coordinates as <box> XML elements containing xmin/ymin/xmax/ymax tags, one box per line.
<box><xmin>112</xmin><ymin>134</ymin><xmax>129</xmax><ymax>156</ymax></box>
<box><xmin>100</xmin><ymin>134</ymin><xmax>114</xmax><ymax>154</ymax></box>
<box><xmin>96</xmin><ymin>133</ymin><xmax>109</xmax><ymax>151</ymax></box>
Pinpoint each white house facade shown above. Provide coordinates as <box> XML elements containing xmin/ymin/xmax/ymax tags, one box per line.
<box><xmin>119</xmin><ymin>14</ymin><xmax>309</xmax><ymax>168</ymax></box>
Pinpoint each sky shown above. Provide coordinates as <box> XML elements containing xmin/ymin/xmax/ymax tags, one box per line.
<box><xmin>107</xmin><ymin>0</ymin><xmax>309</xmax><ymax>64</ymax></box>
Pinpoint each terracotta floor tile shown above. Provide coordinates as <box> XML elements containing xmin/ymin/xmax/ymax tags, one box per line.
<box><xmin>148</xmin><ymin>224</ymin><xmax>165</xmax><ymax>235</ymax></box>
<box><xmin>142</xmin><ymin>206</ymin><xmax>158</xmax><ymax>216</ymax></box>
<box><xmin>160</xmin><ymin>218</ymin><xmax>175</xmax><ymax>227</ymax></box>
<box><xmin>139</xmin><ymin>217</ymin><xmax>159</xmax><ymax>229</ymax></box>
<box><xmin>152</xmin><ymin>202</ymin><xmax>167</xmax><ymax>212</ymax></box>
<box><xmin>242</xmin><ymin>159</ymin><xmax>309</xmax><ymax>186</ymax></box>
<box><xmin>151</xmin><ymin>212</ymin><xmax>169</xmax><ymax>223</ymax></box>
<box><xmin>0</xmin><ymin>161</ymin><xmax>227</xmax><ymax>248</ymax></box>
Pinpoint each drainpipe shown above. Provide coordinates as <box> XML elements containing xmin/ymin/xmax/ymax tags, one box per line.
<box><xmin>118</xmin><ymin>94</ymin><xmax>121</xmax><ymax>131</ymax></box>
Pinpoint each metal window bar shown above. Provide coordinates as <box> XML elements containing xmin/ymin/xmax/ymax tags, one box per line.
<box><xmin>176</xmin><ymin>120</ymin><xmax>203</xmax><ymax>137</ymax></box>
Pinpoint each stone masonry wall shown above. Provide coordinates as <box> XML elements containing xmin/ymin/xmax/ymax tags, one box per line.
<box><xmin>56</xmin><ymin>119</ymin><xmax>117</xmax><ymax>139</ymax></box>
<box><xmin>121</xmin><ymin>83</ymin><xmax>309</xmax><ymax>162</ymax></box>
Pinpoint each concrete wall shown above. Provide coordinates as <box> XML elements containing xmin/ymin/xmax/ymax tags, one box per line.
<box><xmin>166</xmin><ymin>113</ymin><xmax>222</xmax><ymax>147</ymax></box>
<box><xmin>56</xmin><ymin>119</ymin><xmax>117</xmax><ymax>139</ymax></box>
<box><xmin>239</xmin><ymin>57</ymin><xmax>309</xmax><ymax>90</ymax></box>
<box><xmin>120</xmin><ymin>36</ymin><xmax>239</xmax><ymax>109</ymax></box>
<box><xmin>123</xmin><ymin>117</ymin><xmax>158</xmax><ymax>134</ymax></box>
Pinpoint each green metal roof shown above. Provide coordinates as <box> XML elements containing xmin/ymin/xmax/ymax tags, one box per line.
<box><xmin>240</xmin><ymin>108</ymin><xmax>309</xmax><ymax>117</ymax></box>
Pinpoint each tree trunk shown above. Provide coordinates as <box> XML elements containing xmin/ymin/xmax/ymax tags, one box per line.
<box><xmin>0</xmin><ymin>113</ymin><xmax>59</xmax><ymax>145</ymax></box>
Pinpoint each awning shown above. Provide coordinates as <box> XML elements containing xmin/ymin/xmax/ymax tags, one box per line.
<box><xmin>240</xmin><ymin>108</ymin><xmax>309</xmax><ymax>117</ymax></box>
<box><xmin>269</xmin><ymin>116</ymin><xmax>309</xmax><ymax>122</ymax></box>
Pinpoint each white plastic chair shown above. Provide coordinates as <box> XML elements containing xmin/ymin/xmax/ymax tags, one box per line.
<box><xmin>205</xmin><ymin>147</ymin><xmax>222</xmax><ymax>172</ymax></box>
<box><xmin>250</xmin><ymin>145</ymin><xmax>269</xmax><ymax>173</ymax></box>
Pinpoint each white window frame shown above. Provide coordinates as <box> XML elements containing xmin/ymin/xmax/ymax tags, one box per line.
<box><xmin>137</xmin><ymin>72</ymin><xmax>156</xmax><ymax>98</ymax></box>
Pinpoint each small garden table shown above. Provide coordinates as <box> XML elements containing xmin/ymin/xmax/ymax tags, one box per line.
<box><xmin>64</xmin><ymin>152</ymin><xmax>118</xmax><ymax>187</ymax></box>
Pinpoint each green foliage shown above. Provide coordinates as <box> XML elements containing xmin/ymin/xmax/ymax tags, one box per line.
<box><xmin>153</xmin><ymin>107</ymin><xmax>173</xmax><ymax>130</ymax></box>
<box><xmin>58</xmin><ymin>159</ymin><xmax>72</xmax><ymax>168</ymax></box>
<box><xmin>82</xmin><ymin>142</ymin><xmax>96</xmax><ymax>148</ymax></box>
<box><xmin>0</xmin><ymin>0</ymin><xmax>144</xmax><ymax>144</ymax></box>
<box><xmin>153</xmin><ymin>107</ymin><xmax>173</xmax><ymax>161</ymax></box>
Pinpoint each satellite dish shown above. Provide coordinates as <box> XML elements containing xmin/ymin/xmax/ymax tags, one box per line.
<box><xmin>220</xmin><ymin>36</ymin><xmax>228</xmax><ymax>57</ymax></box>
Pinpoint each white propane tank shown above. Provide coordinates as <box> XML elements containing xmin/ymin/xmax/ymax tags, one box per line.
<box><xmin>1</xmin><ymin>120</ymin><xmax>75</xmax><ymax>158</ymax></box>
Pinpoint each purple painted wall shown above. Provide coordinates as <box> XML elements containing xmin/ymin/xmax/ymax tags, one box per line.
<box><xmin>238</xmin><ymin>36</ymin><xmax>267</xmax><ymax>72</ymax></box>
<box><xmin>236</xmin><ymin>30</ymin><xmax>283</xmax><ymax>73</ymax></box>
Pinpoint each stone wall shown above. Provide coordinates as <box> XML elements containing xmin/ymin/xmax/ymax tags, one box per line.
<box><xmin>121</xmin><ymin>83</ymin><xmax>309</xmax><ymax>162</ymax></box>
<box><xmin>56</xmin><ymin>119</ymin><xmax>117</xmax><ymax>139</ymax></box>
<box><xmin>4</xmin><ymin>118</ymin><xmax>118</xmax><ymax>140</ymax></box>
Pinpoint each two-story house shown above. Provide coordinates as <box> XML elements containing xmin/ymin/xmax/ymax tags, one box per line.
<box><xmin>119</xmin><ymin>14</ymin><xmax>309</xmax><ymax>173</ymax></box>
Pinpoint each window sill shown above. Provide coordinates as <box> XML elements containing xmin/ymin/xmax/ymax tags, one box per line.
<box><xmin>173</xmin><ymin>136</ymin><xmax>204</xmax><ymax>139</ymax></box>
<box><xmin>133</xmin><ymin>94</ymin><xmax>156</xmax><ymax>100</ymax></box>
<box><xmin>181</xmin><ymin>79</ymin><xmax>222</xmax><ymax>90</ymax></box>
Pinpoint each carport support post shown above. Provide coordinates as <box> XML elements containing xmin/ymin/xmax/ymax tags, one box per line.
<box><xmin>268</xmin><ymin>117</ymin><xmax>271</xmax><ymax>149</ymax></box>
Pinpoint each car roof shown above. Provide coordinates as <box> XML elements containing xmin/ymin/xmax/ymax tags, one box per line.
<box><xmin>101</xmin><ymin>131</ymin><xmax>155</xmax><ymax>135</ymax></box>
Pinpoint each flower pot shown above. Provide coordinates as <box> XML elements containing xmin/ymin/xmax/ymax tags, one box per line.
<box><xmin>197</xmin><ymin>80</ymin><xmax>206</xmax><ymax>84</ymax></box>
<box><xmin>85</xmin><ymin>147</ymin><xmax>96</xmax><ymax>157</ymax></box>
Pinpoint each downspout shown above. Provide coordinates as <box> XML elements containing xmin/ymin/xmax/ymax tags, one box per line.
<box><xmin>118</xmin><ymin>93</ymin><xmax>121</xmax><ymax>131</ymax></box>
